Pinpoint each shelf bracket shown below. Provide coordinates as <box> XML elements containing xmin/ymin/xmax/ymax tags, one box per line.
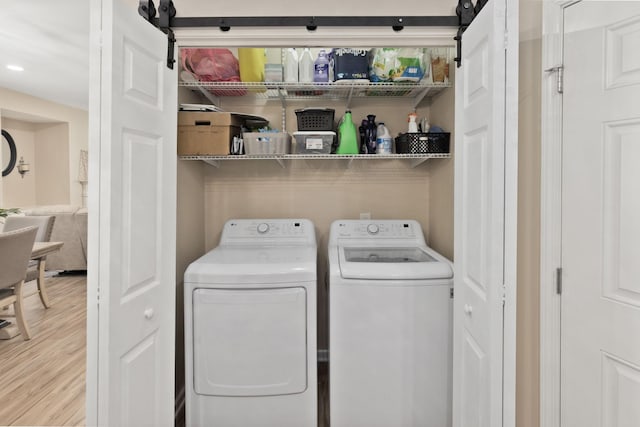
<box><xmin>274</xmin><ymin>157</ymin><xmax>286</xmax><ymax>169</ymax></box>
<box><xmin>412</xmin><ymin>87</ymin><xmax>431</xmax><ymax>109</ymax></box>
<box><xmin>202</xmin><ymin>159</ymin><xmax>220</xmax><ymax>168</ymax></box>
<box><xmin>195</xmin><ymin>85</ymin><xmax>220</xmax><ymax>105</ymax></box>
<box><xmin>346</xmin><ymin>85</ymin><xmax>355</xmax><ymax>110</ymax></box>
<box><xmin>410</xmin><ymin>158</ymin><xmax>430</xmax><ymax>168</ymax></box>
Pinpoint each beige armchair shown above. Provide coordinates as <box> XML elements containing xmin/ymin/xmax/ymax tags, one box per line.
<box><xmin>0</xmin><ymin>226</ymin><xmax>38</xmax><ymax>340</ymax></box>
<box><xmin>2</xmin><ymin>216</ymin><xmax>56</xmax><ymax>308</ymax></box>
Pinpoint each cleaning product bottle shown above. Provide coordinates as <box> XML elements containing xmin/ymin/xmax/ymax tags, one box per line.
<box><xmin>314</xmin><ymin>49</ymin><xmax>330</xmax><ymax>83</ymax></box>
<box><xmin>376</xmin><ymin>122</ymin><xmax>393</xmax><ymax>154</ymax></box>
<box><xmin>359</xmin><ymin>119</ymin><xmax>368</xmax><ymax>154</ymax></box>
<box><xmin>365</xmin><ymin>114</ymin><xmax>377</xmax><ymax>154</ymax></box>
<box><xmin>238</xmin><ymin>48</ymin><xmax>266</xmax><ymax>83</ymax></box>
<box><xmin>298</xmin><ymin>48</ymin><xmax>314</xmax><ymax>83</ymax></box>
<box><xmin>284</xmin><ymin>48</ymin><xmax>298</xmax><ymax>82</ymax></box>
<box><xmin>336</xmin><ymin>110</ymin><xmax>359</xmax><ymax>154</ymax></box>
<box><xmin>408</xmin><ymin>112</ymin><xmax>419</xmax><ymax>133</ymax></box>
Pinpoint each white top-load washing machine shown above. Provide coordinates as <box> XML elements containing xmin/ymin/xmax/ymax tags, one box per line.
<box><xmin>328</xmin><ymin>219</ymin><xmax>453</xmax><ymax>427</ymax></box>
<box><xmin>184</xmin><ymin>219</ymin><xmax>317</xmax><ymax>427</ymax></box>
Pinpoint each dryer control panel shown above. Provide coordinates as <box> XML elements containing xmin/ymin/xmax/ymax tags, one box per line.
<box><xmin>220</xmin><ymin>219</ymin><xmax>316</xmax><ymax>246</ymax></box>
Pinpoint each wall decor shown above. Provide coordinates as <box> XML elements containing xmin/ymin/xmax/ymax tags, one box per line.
<box><xmin>2</xmin><ymin>129</ymin><xmax>17</xmax><ymax>177</ymax></box>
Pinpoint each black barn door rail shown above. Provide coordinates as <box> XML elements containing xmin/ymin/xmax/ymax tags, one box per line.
<box><xmin>138</xmin><ymin>0</ymin><xmax>485</xmax><ymax>69</ymax></box>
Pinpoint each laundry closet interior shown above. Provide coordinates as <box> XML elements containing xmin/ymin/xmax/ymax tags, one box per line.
<box><xmin>166</xmin><ymin>3</ymin><xmax>461</xmax><ymax>426</ymax></box>
<box><xmin>176</xmin><ymin>45</ymin><xmax>455</xmax><ymax>330</ymax></box>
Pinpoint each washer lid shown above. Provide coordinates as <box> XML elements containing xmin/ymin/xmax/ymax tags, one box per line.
<box><xmin>338</xmin><ymin>246</ymin><xmax>453</xmax><ymax>280</ymax></box>
<box><xmin>185</xmin><ymin>246</ymin><xmax>317</xmax><ymax>284</ymax></box>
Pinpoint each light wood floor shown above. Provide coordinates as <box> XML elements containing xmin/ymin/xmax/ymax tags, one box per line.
<box><xmin>0</xmin><ymin>273</ymin><xmax>86</xmax><ymax>427</ymax></box>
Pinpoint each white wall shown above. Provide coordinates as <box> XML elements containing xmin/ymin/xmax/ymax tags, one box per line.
<box><xmin>517</xmin><ymin>0</ymin><xmax>542</xmax><ymax>426</ymax></box>
<box><xmin>0</xmin><ymin>87</ymin><xmax>88</xmax><ymax>207</ymax></box>
<box><xmin>35</xmin><ymin>122</ymin><xmax>71</xmax><ymax>205</ymax></box>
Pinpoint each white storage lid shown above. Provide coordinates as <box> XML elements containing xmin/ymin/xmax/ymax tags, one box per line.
<box><xmin>293</xmin><ymin>131</ymin><xmax>336</xmax><ymax>136</ymax></box>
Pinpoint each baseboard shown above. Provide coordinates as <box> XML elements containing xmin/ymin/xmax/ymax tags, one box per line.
<box><xmin>175</xmin><ymin>385</ymin><xmax>186</xmax><ymax>427</ymax></box>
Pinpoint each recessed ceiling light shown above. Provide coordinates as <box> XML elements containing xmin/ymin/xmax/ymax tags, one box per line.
<box><xmin>7</xmin><ymin>64</ymin><xmax>24</xmax><ymax>72</ymax></box>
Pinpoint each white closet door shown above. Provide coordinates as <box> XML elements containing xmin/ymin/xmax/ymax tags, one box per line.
<box><xmin>87</xmin><ymin>0</ymin><xmax>177</xmax><ymax>425</ymax></box>
<box><xmin>561</xmin><ymin>2</ymin><xmax>640</xmax><ymax>426</ymax></box>
<box><xmin>453</xmin><ymin>0</ymin><xmax>518</xmax><ymax>426</ymax></box>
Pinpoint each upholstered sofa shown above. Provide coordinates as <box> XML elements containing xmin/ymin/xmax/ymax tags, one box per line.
<box><xmin>19</xmin><ymin>205</ymin><xmax>88</xmax><ymax>272</ymax></box>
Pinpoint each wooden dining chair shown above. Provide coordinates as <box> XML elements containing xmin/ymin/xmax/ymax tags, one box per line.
<box><xmin>2</xmin><ymin>215</ymin><xmax>56</xmax><ymax>308</ymax></box>
<box><xmin>0</xmin><ymin>226</ymin><xmax>39</xmax><ymax>340</ymax></box>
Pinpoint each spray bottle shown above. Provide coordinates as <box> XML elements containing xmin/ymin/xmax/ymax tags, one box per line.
<box><xmin>336</xmin><ymin>110</ymin><xmax>359</xmax><ymax>154</ymax></box>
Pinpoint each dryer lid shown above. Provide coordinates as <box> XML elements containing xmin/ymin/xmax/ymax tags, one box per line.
<box><xmin>338</xmin><ymin>246</ymin><xmax>453</xmax><ymax>280</ymax></box>
<box><xmin>185</xmin><ymin>246</ymin><xmax>317</xmax><ymax>284</ymax></box>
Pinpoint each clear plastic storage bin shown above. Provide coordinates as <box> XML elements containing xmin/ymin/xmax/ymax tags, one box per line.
<box><xmin>292</xmin><ymin>131</ymin><xmax>336</xmax><ymax>154</ymax></box>
<box><xmin>243</xmin><ymin>132</ymin><xmax>291</xmax><ymax>155</ymax></box>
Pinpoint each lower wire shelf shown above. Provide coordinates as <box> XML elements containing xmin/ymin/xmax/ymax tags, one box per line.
<box><xmin>179</xmin><ymin>153</ymin><xmax>451</xmax><ymax>168</ymax></box>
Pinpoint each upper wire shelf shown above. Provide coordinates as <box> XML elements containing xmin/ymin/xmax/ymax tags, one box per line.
<box><xmin>178</xmin><ymin>80</ymin><xmax>451</xmax><ymax>102</ymax></box>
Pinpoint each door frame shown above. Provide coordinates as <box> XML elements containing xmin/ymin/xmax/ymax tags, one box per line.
<box><xmin>539</xmin><ymin>1</ymin><xmax>578</xmax><ymax>426</ymax></box>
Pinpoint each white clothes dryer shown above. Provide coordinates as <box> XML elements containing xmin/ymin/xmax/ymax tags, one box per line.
<box><xmin>184</xmin><ymin>219</ymin><xmax>317</xmax><ymax>427</ymax></box>
<box><xmin>328</xmin><ymin>219</ymin><xmax>453</xmax><ymax>427</ymax></box>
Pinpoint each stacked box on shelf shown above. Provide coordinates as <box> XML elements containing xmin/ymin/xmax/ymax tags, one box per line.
<box><xmin>178</xmin><ymin>112</ymin><xmax>243</xmax><ymax>155</ymax></box>
<box><xmin>293</xmin><ymin>108</ymin><xmax>336</xmax><ymax>154</ymax></box>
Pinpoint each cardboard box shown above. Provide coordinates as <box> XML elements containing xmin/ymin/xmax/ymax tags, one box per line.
<box><xmin>178</xmin><ymin>112</ymin><xmax>243</xmax><ymax>155</ymax></box>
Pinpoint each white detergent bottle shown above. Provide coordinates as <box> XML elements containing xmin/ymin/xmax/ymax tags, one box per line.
<box><xmin>284</xmin><ymin>48</ymin><xmax>299</xmax><ymax>82</ymax></box>
<box><xmin>298</xmin><ymin>48</ymin><xmax>314</xmax><ymax>83</ymax></box>
<box><xmin>376</xmin><ymin>123</ymin><xmax>393</xmax><ymax>154</ymax></box>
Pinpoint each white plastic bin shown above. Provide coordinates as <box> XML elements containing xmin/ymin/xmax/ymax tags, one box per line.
<box><xmin>243</xmin><ymin>132</ymin><xmax>291</xmax><ymax>155</ymax></box>
<box><xmin>292</xmin><ymin>131</ymin><xmax>335</xmax><ymax>154</ymax></box>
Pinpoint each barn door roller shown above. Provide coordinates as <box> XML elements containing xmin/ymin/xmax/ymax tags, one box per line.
<box><xmin>139</xmin><ymin>0</ymin><xmax>176</xmax><ymax>69</ymax></box>
<box><xmin>454</xmin><ymin>0</ymin><xmax>488</xmax><ymax>68</ymax></box>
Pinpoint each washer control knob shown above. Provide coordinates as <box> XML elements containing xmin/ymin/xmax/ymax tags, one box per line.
<box><xmin>367</xmin><ymin>224</ymin><xmax>379</xmax><ymax>235</ymax></box>
<box><xmin>257</xmin><ymin>223</ymin><xmax>269</xmax><ymax>234</ymax></box>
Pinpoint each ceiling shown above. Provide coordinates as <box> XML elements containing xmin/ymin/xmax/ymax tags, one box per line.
<box><xmin>0</xmin><ymin>0</ymin><xmax>90</xmax><ymax>112</ymax></box>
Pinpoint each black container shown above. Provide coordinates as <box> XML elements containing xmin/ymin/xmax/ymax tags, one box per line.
<box><xmin>395</xmin><ymin>132</ymin><xmax>450</xmax><ymax>154</ymax></box>
<box><xmin>295</xmin><ymin>108</ymin><xmax>335</xmax><ymax>131</ymax></box>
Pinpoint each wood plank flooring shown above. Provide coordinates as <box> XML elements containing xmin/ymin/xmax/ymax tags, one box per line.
<box><xmin>0</xmin><ymin>273</ymin><xmax>86</xmax><ymax>427</ymax></box>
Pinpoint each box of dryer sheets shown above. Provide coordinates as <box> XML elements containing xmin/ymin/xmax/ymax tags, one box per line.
<box><xmin>178</xmin><ymin>111</ymin><xmax>244</xmax><ymax>156</ymax></box>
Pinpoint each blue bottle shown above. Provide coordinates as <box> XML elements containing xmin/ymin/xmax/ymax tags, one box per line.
<box><xmin>314</xmin><ymin>50</ymin><xmax>330</xmax><ymax>83</ymax></box>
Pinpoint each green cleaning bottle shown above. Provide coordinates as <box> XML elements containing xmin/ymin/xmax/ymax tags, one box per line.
<box><xmin>336</xmin><ymin>110</ymin><xmax>359</xmax><ymax>154</ymax></box>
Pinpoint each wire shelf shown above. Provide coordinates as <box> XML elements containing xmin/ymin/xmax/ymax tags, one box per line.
<box><xmin>178</xmin><ymin>81</ymin><xmax>451</xmax><ymax>101</ymax></box>
<box><xmin>179</xmin><ymin>153</ymin><xmax>450</xmax><ymax>161</ymax></box>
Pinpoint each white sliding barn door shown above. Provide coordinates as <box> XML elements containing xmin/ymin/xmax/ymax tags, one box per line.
<box><xmin>87</xmin><ymin>0</ymin><xmax>177</xmax><ymax>425</ymax></box>
<box><xmin>453</xmin><ymin>0</ymin><xmax>518</xmax><ymax>426</ymax></box>
<box><xmin>561</xmin><ymin>2</ymin><xmax>640</xmax><ymax>426</ymax></box>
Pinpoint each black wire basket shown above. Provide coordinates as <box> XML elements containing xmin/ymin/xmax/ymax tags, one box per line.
<box><xmin>295</xmin><ymin>108</ymin><xmax>335</xmax><ymax>131</ymax></box>
<box><xmin>395</xmin><ymin>132</ymin><xmax>450</xmax><ymax>154</ymax></box>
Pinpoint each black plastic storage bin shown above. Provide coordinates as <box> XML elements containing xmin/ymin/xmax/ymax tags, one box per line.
<box><xmin>395</xmin><ymin>132</ymin><xmax>450</xmax><ymax>154</ymax></box>
<box><xmin>295</xmin><ymin>108</ymin><xmax>335</xmax><ymax>131</ymax></box>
